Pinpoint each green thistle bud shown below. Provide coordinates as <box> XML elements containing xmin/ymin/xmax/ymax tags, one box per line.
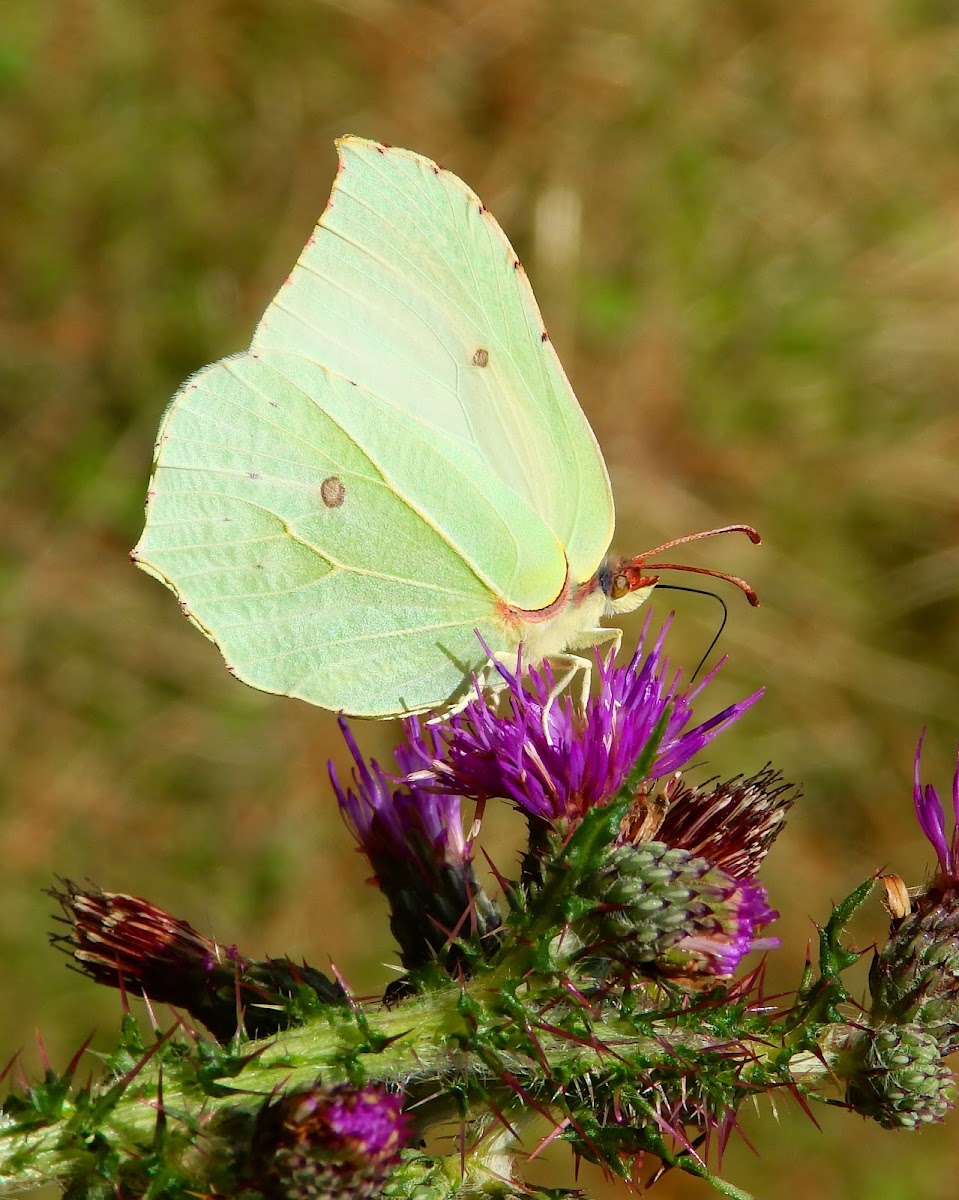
<box><xmin>571</xmin><ymin>840</ymin><xmax>776</xmax><ymax>979</ymax></box>
<box><xmin>847</xmin><ymin>1023</ymin><xmax>956</xmax><ymax>1129</ymax></box>
<box><xmin>870</xmin><ymin>731</ymin><xmax>959</xmax><ymax>1050</ymax></box>
<box><xmin>869</xmin><ymin>887</ymin><xmax>959</xmax><ymax>1050</ymax></box>
<box><xmin>379</xmin><ymin>1154</ymin><xmax>457</xmax><ymax>1200</ymax></box>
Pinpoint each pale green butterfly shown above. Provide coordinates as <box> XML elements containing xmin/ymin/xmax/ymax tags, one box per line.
<box><xmin>133</xmin><ymin>137</ymin><xmax>758</xmax><ymax>718</ymax></box>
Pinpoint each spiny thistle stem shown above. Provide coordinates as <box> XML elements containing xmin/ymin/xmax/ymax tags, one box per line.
<box><xmin>3</xmin><ymin>626</ymin><xmax>959</xmax><ymax>1199</ymax></box>
<box><xmin>0</xmin><ymin>956</ymin><xmax>908</xmax><ymax>1196</ymax></box>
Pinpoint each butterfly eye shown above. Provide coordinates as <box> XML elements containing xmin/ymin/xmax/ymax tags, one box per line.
<box><xmin>609</xmin><ymin>571</ymin><xmax>631</xmax><ymax>601</ymax></box>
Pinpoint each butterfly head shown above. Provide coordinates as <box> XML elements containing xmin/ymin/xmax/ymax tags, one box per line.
<box><xmin>599</xmin><ymin>524</ymin><xmax>762</xmax><ymax>615</ymax></box>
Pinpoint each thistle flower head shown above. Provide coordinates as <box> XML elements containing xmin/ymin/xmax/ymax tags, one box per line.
<box><xmin>635</xmin><ymin>766</ymin><xmax>796</xmax><ymax>881</ymax></box>
<box><xmin>847</xmin><ymin>1023</ymin><xmax>955</xmax><ymax>1129</ymax></box>
<box><xmin>573</xmin><ymin>839</ymin><xmax>778</xmax><ymax>979</ymax></box>
<box><xmin>632</xmin><ymin>767</ymin><xmax>793</xmax><ymax>976</ymax></box>
<box><xmin>913</xmin><ymin>732</ymin><xmax>959</xmax><ymax>884</ymax></box>
<box><xmin>329</xmin><ymin>720</ymin><xmax>499</xmax><ymax>972</ymax></box>
<box><xmin>869</xmin><ymin>738</ymin><xmax>959</xmax><ymax>1047</ymax></box>
<box><xmin>49</xmin><ymin>880</ymin><xmax>342</xmax><ymax>1041</ymax></box>
<box><xmin>250</xmin><ymin>1082</ymin><xmax>413</xmax><ymax>1200</ymax></box>
<box><xmin>331</xmin><ymin>719</ymin><xmax>470</xmax><ymax>879</ymax></box>
<box><xmin>50</xmin><ymin>879</ymin><xmax>233</xmax><ymax>987</ymax></box>
<box><xmin>403</xmin><ymin>619</ymin><xmax>763</xmax><ymax>832</ymax></box>
<box><xmin>330</xmin><ymin>626</ymin><xmax>779</xmax><ymax>985</ymax></box>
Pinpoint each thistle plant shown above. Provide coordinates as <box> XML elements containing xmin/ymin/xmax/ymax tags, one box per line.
<box><xmin>2</xmin><ymin>620</ymin><xmax>958</xmax><ymax>1199</ymax></box>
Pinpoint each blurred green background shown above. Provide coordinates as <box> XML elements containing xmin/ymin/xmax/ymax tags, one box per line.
<box><xmin>3</xmin><ymin>1</ymin><xmax>959</xmax><ymax>1196</ymax></box>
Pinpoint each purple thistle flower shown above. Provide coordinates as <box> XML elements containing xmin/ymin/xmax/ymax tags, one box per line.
<box><xmin>322</xmin><ymin>1085</ymin><xmax>409</xmax><ymax>1154</ymax></box>
<box><xmin>913</xmin><ymin>731</ymin><xmax>959</xmax><ymax>881</ymax></box>
<box><xmin>404</xmin><ymin>618</ymin><xmax>762</xmax><ymax>829</ymax></box>
<box><xmin>250</xmin><ymin>1082</ymin><xmax>413</xmax><ymax>1198</ymax></box>
<box><xmin>329</xmin><ymin>719</ymin><xmax>499</xmax><ymax>970</ymax></box>
<box><xmin>671</xmin><ymin>875</ymin><xmax>779</xmax><ymax>977</ymax></box>
<box><xmin>617</xmin><ymin>767</ymin><xmax>794</xmax><ymax>976</ymax></box>
<box><xmin>331</xmin><ymin>719</ymin><xmax>469</xmax><ymax>879</ymax></box>
<box><xmin>576</xmin><ymin>836</ymin><xmax>779</xmax><ymax>981</ymax></box>
<box><xmin>869</xmin><ymin>735</ymin><xmax>959</xmax><ymax>1053</ymax></box>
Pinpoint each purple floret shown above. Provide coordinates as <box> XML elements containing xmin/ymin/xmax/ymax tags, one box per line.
<box><xmin>403</xmin><ymin>618</ymin><xmax>762</xmax><ymax>828</ymax></box>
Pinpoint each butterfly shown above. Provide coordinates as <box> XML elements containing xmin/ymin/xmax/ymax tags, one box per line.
<box><xmin>133</xmin><ymin>138</ymin><xmax>757</xmax><ymax>717</ymax></box>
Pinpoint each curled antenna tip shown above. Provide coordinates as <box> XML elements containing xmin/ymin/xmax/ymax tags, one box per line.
<box><xmin>740</xmin><ymin>525</ymin><xmax>762</xmax><ymax>545</ymax></box>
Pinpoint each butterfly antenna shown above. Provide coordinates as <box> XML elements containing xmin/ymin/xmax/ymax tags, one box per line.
<box><xmin>629</xmin><ymin>524</ymin><xmax>761</xmax><ymax>606</ymax></box>
<box><xmin>654</xmin><ymin>584</ymin><xmax>728</xmax><ymax>683</ymax></box>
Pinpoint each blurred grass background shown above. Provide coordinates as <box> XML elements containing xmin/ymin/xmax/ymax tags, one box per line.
<box><xmin>3</xmin><ymin>1</ymin><xmax>959</xmax><ymax>1196</ymax></box>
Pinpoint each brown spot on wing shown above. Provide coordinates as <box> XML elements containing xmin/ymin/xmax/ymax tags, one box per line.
<box><xmin>320</xmin><ymin>476</ymin><xmax>346</xmax><ymax>508</ymax></box>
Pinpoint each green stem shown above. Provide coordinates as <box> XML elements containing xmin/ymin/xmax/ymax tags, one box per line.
<box><xmin>0</xmin><ymin>973</ymin><xmax>864</xmax><ymax>1196</ymax></box>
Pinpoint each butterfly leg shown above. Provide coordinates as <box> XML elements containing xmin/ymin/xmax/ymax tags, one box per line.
<box><xmin>430</xmin><ymin>652</ymin><xmax>519</xmax><ymax>723</ymax></box>
<box><xmin>541</xmin><ymin>625</ymin><xmax>624</xmax><ymax>713</ymax></box>
<box><xmin>431</xmin><ymin>626</ymin><xmax>622</xmax><ymax>726</ymax></box>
